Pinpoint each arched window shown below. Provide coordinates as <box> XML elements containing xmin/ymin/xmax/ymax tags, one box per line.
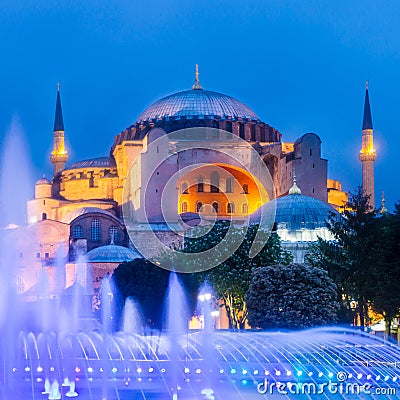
<box><xmin>90</xmin><ymin>219</ymin><xmax>101</xmax><ymax>241</ymax></box>
<box><xmin>225</xmin><ymin>177</ymin><xmax>233</xmax><ymax>193</ymax></box>
<box><xmin>225</xmin><ymin>121</ymin><xmax>232</xmax><ymax>133</ymax></box>
<box><xmin>242</xmin><ymin>183</ymin><xmax>249</xmax><ymax>194</ymax></box>
<box><xmin>181</xmin><ymin>202</ymin><xmax>188</xmax><ymax>213</ymax></box>
<box><xmin>227</xmin><ymin>202</ymin><xmax>235</xmax><ymax>214</ymax></box>
<box><xmin>212</xmin><ymin>202</ymin><xmax>219</xmax><ymax>213</ymax></box>
<box><xmin>73</xmin><ymin>224</ymin><xmax>83</xmax><ymax>239</ymax></box>
<box><xmin>108</xmin><ymin>225</ymin><xmax>119</xmax><ymax>243</ymax></box>
<box><xmin>210</xmin><ymin>171</ymin><xmax>219</xmax><ymax>193</ymax></box>
<box><xmin>260</xmin><ymin>129</ymin><xmax>266</xmax><ymax>142</ymax></box>
<box><xmin>242</xmin><ymin>203</ymin><xmax>249</xmax><ymax>214</ymax></box>
<box><xmin>239</xmin><ymin>124</ymin><xmax>245</xmax><ymax>139</ymax></box>
<box><xmin>251</xmin><ymin>125</ymin><xmax>256</xmax><ymax>141</ymax></box>
<box><xmin>181</xmin><ymin>181</ymin><xmax>189</xmax><ymax>194</ymax></box>
<box><xmin>196</xmin><ymin>201</ymin><xmax>203</xmax><ymax>213</ymax></box>
<box><xmin>42</xmin><ymin>212</ymin><xmax>47</xmax><ymax>220</ymax></box>
<box><xmin>197</xmin><ymin>176</ymin><xmax>204</xmax><ymax>192</ymax></box>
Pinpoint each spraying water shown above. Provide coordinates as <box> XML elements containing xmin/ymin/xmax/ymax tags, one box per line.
<box><xmin>122</xmin><ymin>297</ymin><xmax>144</xmax><ymax>335</ymax></box>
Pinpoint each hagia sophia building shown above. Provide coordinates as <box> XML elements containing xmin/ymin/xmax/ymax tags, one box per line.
<box><xmin>7</xmin><ymin>67</ymin><xmax>377</xmax><ymax>298</ymax></box>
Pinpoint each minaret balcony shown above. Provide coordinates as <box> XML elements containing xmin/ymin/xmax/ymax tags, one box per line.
<box><xmin>359</xmin><ymin>151</ymin><xmax>376</xmax><ymax>162</ymax></box>
<box><xmin>50</xmin><ymin>152</ymin><xmax>69</xmax><ymax>164</ymax></box>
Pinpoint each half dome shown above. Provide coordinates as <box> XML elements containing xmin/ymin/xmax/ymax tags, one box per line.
<box><xmin>137</xmin><ymin>89</ymin><xmax>260</xmax><ymax>123</ymax></box>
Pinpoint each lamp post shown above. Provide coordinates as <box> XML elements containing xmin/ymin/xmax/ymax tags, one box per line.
<box><xmin>198</xmin><ymin>292</ymin><xmax>212</xmax><ymax>332</ymax></box>
<box><xmin>350</xmin><ymin>298</ymin><xmax>358</xmax><ymax>327</ymax></box>
<box><xmin>210</xmin><ymin>310</ymin><xmax>220</xmax><ymax>329</ymax></box>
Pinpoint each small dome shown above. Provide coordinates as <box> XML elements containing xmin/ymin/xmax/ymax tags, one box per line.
<box><xmin>36</xmin><ymin>177</ymin><xmax>51</xmax><ymax>185</ymax></box>
<box><xmin>252</xmin><ymin>194</ymin><xmax>339</xmax><ymax>231</ymax></box>
<box><xmin>137</xmin><ymin>89</ymin><xmax>260</xmax><ymax>123</ymax></box>
<box><xmin>85</xmin><ymin>244</ymin><xmax>142</xmax><ymax>263</ymax></box>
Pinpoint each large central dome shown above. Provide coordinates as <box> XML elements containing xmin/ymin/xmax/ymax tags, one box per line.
<box><xmin>137</xmin><ymin>89</ymin><xmax>260</xmax><ymax>123</ymax></box>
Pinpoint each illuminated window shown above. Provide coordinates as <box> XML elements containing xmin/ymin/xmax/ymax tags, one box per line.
<box><xmin>197</xmin><ymin>177</ymin><xmax>204</xmax><ymax>192</ymax></box>
<box><xmin>242</xmin><ymin>184</ymin><xmax>249</xmax><ymax>194</ymax></box>
<box><xmin>181</xmin><ymin>181</ymin><xmax>189</xmax><ymax>194</ymax></box>
<box><xmin>225</xmin><ymin>177</ymin><xmax>233</xmax><ymax>193</ymax></box>
<box><xmin>212</xmin><ymin>202</ymin><xmax>219</xmax><ymax>213</ymax></box>
<box><xmin>210</xmin><ymin>171</ymin><xmax>219</xmax><ymax>193</ymax></box>
<box><xmin>91</xmin><ymin>219</ymin><xmax>101</xmax><ymax>241</ymax></box>
<box><xmin>181</xmin><ymin>202</ymin><xmax>188</xmax><ymax>213</ymax></box>
<box><xmin>73</xmin><ymin>225</ymin><xmax>83</xmax><ymax>239</ymax></box>
<box><xmin>108</xmin><ymin>226</ymin><xmax>119</xmax><ymax>243</ymax></box>
<box><xmin>242</xmin><ymin>203</ymin><xmax>249</xmax><ymax>214</ymax></box>
<box><xmin>227</xmin><ymin>202</ymin><xmax>235</xmax><ymax>214</ymax></box>
<box><xmin>196</xmin><ymin>201</ymin><xmax>203</xmax><ymax>213</ymax></box>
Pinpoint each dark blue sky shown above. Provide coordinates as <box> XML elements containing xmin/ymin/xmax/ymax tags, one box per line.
<box><xmin>0</xmin><ymin>1</ymin><xmax>399</xmax><ymax>210</ymax></box>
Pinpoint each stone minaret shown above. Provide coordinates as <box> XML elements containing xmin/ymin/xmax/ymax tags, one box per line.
<box><xmin>359</xmin><ymin>81</ymin><xmax>376</xmax><ymax>209</ymax></box>
<box><xmin>50</xmin><ymin>83</ymin><xmax>68</xmax><ymax>175</ymax></box>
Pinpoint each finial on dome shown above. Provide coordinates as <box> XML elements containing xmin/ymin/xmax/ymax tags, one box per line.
<box><xmin>57</xmin><ymin>81</ymin><xmax>61</xmax><ymax>92</ymax></box>
<box><xmin>192</xmin><ymin>64</ymin><xmax>203</xmax><ymax>90</ymax></box>
<box><xmin>366</xmin><ymin>80</ymin><xmax>369</xmax><ymax>90</ymax></box>
<box><xmin>289</xmin><ymin>170</ymin><xmax>302</xmax><ymax>195</ymax></box>
<box><xmin>380</xmin><ymin>191</ymin><xmax>388</xmax><ymax>214</ymax></box>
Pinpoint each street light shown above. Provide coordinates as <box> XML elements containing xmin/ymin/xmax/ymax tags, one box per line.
<box><xmin>198</xmin><ymin>292</ymin><xmax>213</xmax><ymax>332</ymax></box>
<box><xmin>350</xmin><ymin>298</ymin><xmax>358</xmax><ymax>326</ymax></box>
<box><xmin>198</xmin><ymin>293</ymin><xmax>211</xmax><ymax>302</ymax></box>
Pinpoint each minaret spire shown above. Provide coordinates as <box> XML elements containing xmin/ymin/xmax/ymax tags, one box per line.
<box><xmin>50</xmin><ymin>83</ymin><xmax>68</xmax><ymax>175</ymax></box>
<box><xmin>53</xmin><ymin>82</ymin><xmax>64</xmax><ymax>132</ymax></box>
<box><xmin>192</xmin><ymin>64</ymin><xmax>203</xmax><ymax>90</ymax></box>
<box><xmin>362</xmin><ymin>80</ymin><xmax>373</xmax><ymax>131</ymax></box>
<box><xmin>380</xmin><ymin>191</ymin><xmax>388</xmax><ymax>214</ymax></box>
<box><xmin>359</xmin><ymin>81</ymin><xmax>376</xmax><ymax>209</ymax></box>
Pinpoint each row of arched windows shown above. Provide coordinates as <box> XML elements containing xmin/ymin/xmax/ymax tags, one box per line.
<box><xmin>180</xmin><ymin>202</ymin><xmax>249</xmax><ymax>214</ymax></box>
<box><xmin>181</xmin><ymin>177</ymin><xmax>249</xmax><ymax>194</ymax></box>
<box><xmin>72</xmin><ymin>220</ymin><xmax>120</xmax><ymax>242</ymax></box>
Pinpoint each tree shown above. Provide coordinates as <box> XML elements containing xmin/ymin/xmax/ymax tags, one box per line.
<box><xmin>306</xmin><ymin>187</ymin><xmax>379</xmax><ymax>327</ymax></box>
<box><xmin>369</xmin><ymin>211</ymin><xmax>400</xmax><ymax>335</ymax></box>
<box><xmin>113</xmin><ymin>259</ymin><xmax>170</xmax><ymax>329</ymax></box>
<box><xmin>112</xmin><ymin>258</ymin><xmax>199</xmax><ymax>329</ymax></box>
<box><xmin>306</xmin><ymin>188</ymin><xmax>400</xmax><ymax>332</ymax></box>
<box><xmin>246</xmin><ymin>264</ymin><xmax>339</xmax><ymax>329</ymax></box>
<box><xmin>182</xmin><ymin>222</ymin><xmax>292</xmax><ymax>329</ymax></box>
